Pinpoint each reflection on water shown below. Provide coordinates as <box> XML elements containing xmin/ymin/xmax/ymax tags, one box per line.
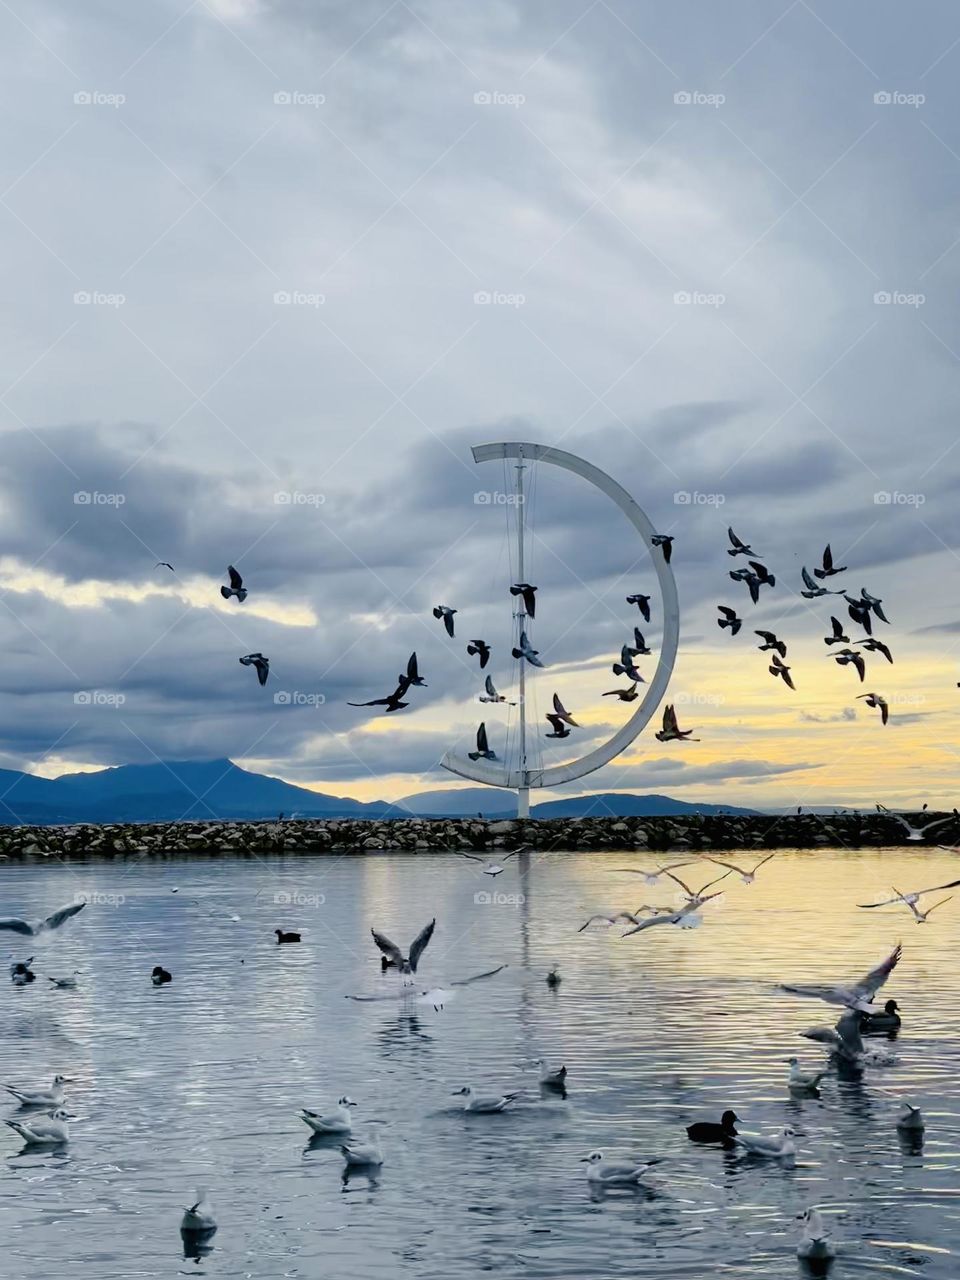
<box><xmin>1</xmin><ymin>847</ymin><xmax>959</xmax><ymax>1278</ymax></box>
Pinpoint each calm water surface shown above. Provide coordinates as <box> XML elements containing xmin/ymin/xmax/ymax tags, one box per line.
<box><xmin>1</xmin><ymin>847</ymin><xmax>959</xmax><ymax>1279</ymax></box>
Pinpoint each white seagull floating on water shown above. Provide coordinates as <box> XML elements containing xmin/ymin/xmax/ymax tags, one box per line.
<box><xmin>580</xmin><ymin>1150</ymin><xmax>661</xmax><ymax>1186</ymax></box>
<box><xmin>452</xmin><ymin>1085</ymin><xmax>521</xmax><ymax>1114</ymax></box>
<box><xmin>5</xmin><ymin>1108</ymin><xmax>72</xmax><ymax>1146</ymax></box>
<box><xmin>299</xmin><ymin>1097</ymin><xmax>356</xmax><ymax>1135</ymax></box>
<box><xmin>181</xmin><ymin>1191</ymin><xmax>217</xmax><ymax>1233</ymax></box>
<box><xmin>796</xmin><ymin>1209</ymin><xmax>835</xmax><ymax>1261</ymax></box>
<box><xmin>6</xmin><ymin>1073</ymin><xmax>72</xmax><ymax>1107</ymax></box>
<box><xmin>734</xmin><ymin>1125</ymin><xmax>797</xmax><ymax>1159</ymax></box>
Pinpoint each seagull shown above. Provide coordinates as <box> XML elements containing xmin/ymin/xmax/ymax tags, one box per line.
<box><xmin>545</xmin><ymin>713</ymin><xmax>571</xmax><ymax>739</ymax></box>
<box><xmin>717</xmin><ymin>605</ymin><xmax>741</xmax><ymax>635</ymax></box>
<box><xmin>896</xmin><ymin>1102</ymin><xmax>924</xmax><ymax>1132</ymax></box>
<box><xmin>220</xmin><ymin>565</ymin><xmax>247</xmax><ymax>602</ymax></box>
<box><xmin>612</xmin><ymin>646</ymin><xmax>645</xmax><ymax>681</ymax></box>
<box><xmin>824</xmin><ymin>616</ymin><xmax>849</xmax><ymax>646</ymax></box>
<box><xmin>814</xmin><ymin>544</ymin><xmax>846</xmax><ymax>579</ymax></box>
<box><xmin>769</xmin><ymin>653</ymin><xmax>795</xmax><ymax>690</ymax></box>
<box><xmin>625</xmin><ymin>594</ymin><xmax>651</xmax><ymax>621</ymax></box>
<box><xmin>5</xmin><ymin>1074</ymin><xmax>71</xmax><ymax>1107</ymax></box>
<box><xmin>859</xmin><ymin>587</ymin><xmax>889</xmax><ymax>623</ymax></box>
<box><xmin>580</xmin><ymin>1150</ymin><xmax>660</xmax><ymax>1186</ymax></box>
<box><xmin>551</xmin><ymin>693</ymin><xmax>579</xmax><ymax>727</ymax></box>
<box><xmin>578</xmin><ymin>910</ymin><xmax>653</xmax><ymax>933</ymax></box>
<box><xmin>796</xmin><ymin>1209</ymin><xmax>834</xmax><ymax>1262</ymax></box>
<box><xmin>479</xmin><ymin>674</ymin><xmax>514</xmax><ymax>704</ymax></box>
<box><xmin>733</xmin><ymin>1126</ymin><xmax>797</xmax><ymax>1158</ymax></box>
<box><xmin>857</xmin><ymin>692</ymin><xmax>888</xmax><ymax>724</ymax></box>
<box><xmin>703</xmin><ymin>853</ymin><xmax>775</xmax><ymax>884</ymax></box>
<box><xmin>348</xmin><ymin>677</ymin><xmax>410</xmax><ymax>713</ymax></box>
<box><xmin>509</xmin><ymin>583</ymin><xmax>537</xmax><ymax>617</ymax></box>
<box><xmin>875</xmin><ymin>803</ymin><xmax>957</xmax><ymax>842</ymax></box>
<box><xmin>655</xmin><ymin>704</ymin><xmax>699</xmax><ymax>742</ymax></box>
<box><xmin>801</xmin><ymin>565</ymin><xmax>844</xmax><ymax>598</ymax></box>
<box><xmin>846</xmin><ymin>597</ymin><xmax>873</xmax><ymax>635</ymax></box>
<box><xmin>458</xmin><ymin>850</ymin><xmax>521</xmax><ymax>876</ymax></box>
<box><xmin>630</xmin><ymin>628</ymin><xmax>652</xmax><ymax>655</ymax></box>
<box><xmin>727</xmin><ymin>527</ymin><xmax>756</xmax><ymax>557</ymax></box>
<box><xmin>155</xmin><ymin>561</ymin><xmax>174</xmax><ymax>572</ymax></box>
<box><xmin>239</xmin><ymin>653</ymin><xmax>269</xmax><ymax>686</ymax></box>
<box><xmin>152</xmin><ymin>965</ymin><xmax>172</xmax><ymax>984</ymax></box>
<box><xmin>830</xmin><ymin>648</ymin><xmax>865</xmax><ymax>682</ymax></box>
<box><xmin>608</xmin><ymin>861</ymin><xmax>693</xmax><ymax>885</ymax></box>
<box><xmin>857</xmin><ymin>879</ymin><xmax>960</xmax><ymax>909</ymax></box>
<box><xmin>181</xmin><ymin>1192</ymin><xmax>217</xmax><ymax>1235</ymax></box>
<box><xmin>787</xmin><ymin>1057</ymin><xmax>827</xmax><ymax>1092</ymax></box>
<box><xmin>620</xmin><ymin>895</ymin><xmax>723</xmax><ymax>936</ymax></box>
<box><xmin>452</xmin><ymin>1085</ymin><xmax>521</xmax><ymax>1114</ymax></box>
<box><xmin>468</xmin><ymin>722</ymin><xmax>497</xmax><ymax>760</ymax></box>
<box><xmin>346</xmin><ymin>964</ymin><xmax>508</xmax><ymax>1003</ymax></box>
<box><xmin>11</xmin><ymin>960</ymin><xmax>35</xmax><ymax>985</ymax></box>
<box><xmin>47</xmin><ymin>970</ymin><xmax>81</xmax><ymax>989</ymax></box>
<box><xmin>512</xmin><ymin>630</ymin><xmax>544</xmax><ymax>667</ymax></box>
<box><xmin>755</xmin><ymin>630</ymin><xmax>786</xmax><ymax>657</ymax></box>
<box><xmin>535</xmin><ymin>1059</ymin><xmax>567</xmax><ymax>1088</ymax></box>
<box><xmin>780</xmin><ymin>942</ymin><xmax>902</xmax><ymax>1012</ymax></box>
<box><xmin>341</xmin><ymin>1135</ymin><xmax>384</xmax><ymax>1166</ymax></box>
<box><xmin>404</xmin><ymin>652</ymin><xmax>427</xmax><ymax>687</ymax></box>
<box><xmin>650</xmin><ymin>534</ymin><xmax>674</xmax><ymax>563</ymax></box>
<box><xmin>5</xmin><ymin>1109</ymin><xmax>71</xmax><ymax>1146</ymax></box>
<box><xmin>466</xmin><ymin>640</ymin><xmax>491</xmax><ymax>669</ymax></box>
<box><xmin>856</xmin><ymin>636</ymin><xmax>893</xmax><ymax>663</ymax></box>
<box><xmin>432</xmin><ymin>605</ymin><xmax>457</xmax><ymax>637</ymax></box>
<box><xmin>603</xmin><ymin>682</ymin><xmax>640</xmax><ymax>701</ymax></box>
<box><xmin>0</xmin><ymin>900</ymin><xmax>85</xmax><ymax>938</ymax></box>
<box><xmin>370</xmin><ymin>919</ymin><xmax>435</xmax><ymax>974</ymax></box>
<box><xmin>664</xmin><ymin>867</ymin><xmax>731</xmax><ymax>906</ymax></box>
<box><xmin>800</xmin><ymin>1008</ymin><xmax>865</xmax><ymax>1062</ymax></box>
<box><xmin>888</xmin><ymin>886</ymin><xmax>954</xmax><ymax>923</ymax></box>
<box><xmin>299</xmin><ymin>1097</ymin><xmax>356</xmax><ymax>1134</ymax></box>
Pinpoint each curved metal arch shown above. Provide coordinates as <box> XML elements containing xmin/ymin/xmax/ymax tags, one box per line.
<box><xmin>440</xmin><ymin>441</ymin><xmax>679</xmax><ymax>789</ymax></box>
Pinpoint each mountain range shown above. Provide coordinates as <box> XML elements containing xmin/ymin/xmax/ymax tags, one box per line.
<box><xmin>0</xmin><ymin>759</ymin><xmax>759</xmax><ymax>825</ymax></box>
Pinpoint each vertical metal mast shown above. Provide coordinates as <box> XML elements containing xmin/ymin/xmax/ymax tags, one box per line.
<box><xmin>516</xmin><ymin>449</ymin><xmax>529</xmax><ymax>819</ymax></box>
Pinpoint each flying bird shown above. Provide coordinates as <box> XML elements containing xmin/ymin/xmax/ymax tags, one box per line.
<box><xmin>0</xmin><ymin>901</ymin><xmax>85</xmax><ymax>938</ymax></box>
<box><xmin>239</xmin><ymin>653</ymin><xmax>269</xmax><ymax>686</ymax></box>
<box><xmin>857</xmin><ymin>879</ymin><xmax>960</xmax><ymax>912</ymax></box>
<box><xmin>650</xmin><ymin>534</ymin><xmax>674</xmax><ymax>563</ymax></box>
<box><xmin>769</xmin><ymin>653</ymin><xmax>795</xmax><ymax>690</ymax></box>
<box><xmin>220</xmin><ymin>565</ymin><xmax>247</xmax><ymax>602</ymax></box>
<box><xmin>155</xmin><ymin>561</ymin><xmax>174</xmax><ymax>572</ymax></box>
<box><xmin>466</xmin><ymin>640</ymin><xmax>491</xmax><ymax>668</ymax></box>
<box><xmin>814</xmin><ymin>544</ymin><xmax>846</xmax><ymax>579</ymax></box>
<box><xmin>717</xmin><ymin>605</ymin><xmax>741</xmax><ymax>635</ymax></box>
<box><xmin>755</xmin><ymin>630</ymin><xmax>786</xmax><ymax>657</ymax></box>
<box><xmin>630</xmin><ymin>628</ymin><xmax>652</xmax><ymax>655</ymax></box>
<box><xmin>512</xmin><ymin>630</ymin><xmax>544</xmax><ymax>667</ymax></box>
<box><xmin>830</xmin><ymin>648</ymin><xmax>865</xmax><ymax>682</ymax></box>
<box><xmin>730</xmin><ymin>569</ymin><xmax>762</xmax><ymax>604</ymax></box>
<box><xmin>468</xmin><ymin>722</ymin><xmax>496</xmax><ymax>760</ymax></box>
<box><xmin>432</xmin><ymin>605</ymin><xmax>457</xmax><ymax>637</ymax></box>
<box><xmin>603</xmin><ymin>682</ymin><xmax>640</xmax><ymax>701</ymax></box>
<box><xmin>824</xmin><ymin>617</ymin><xmax>849</xmax><ymax>646</ymax></box>
<box><xmin>509</xmin><ymin>583</ymin><xmax>537</xmax><ymax>617</ymax></box>
<box><xmin>859</xmin><ymin>588</ymin><xmax>889</xmax><ymax>623</ymax></box>
<box><xmin>370</xmin><ymin>918</ymin><xmax>435</xmax><ymax>974</ymax></box>
<box><xmin>800</xmin><ymin>565</ymin><xmax>843</xmax><ymax>598</ymax></box>
<box><xmin>544</xmin><ymin>713</ymin><xmax>571</xmax><ymax>739</ymax></box>
<box><xmin>703</xmin><ymin>853</ymin><xmax>775</xmax><ymax>884</ymax></box>
<box><xmin>856</xmin><ymin>637</ymin><xmax>893</xmax><ymax>663</ymax></box>
<box><xmin>479</xmin><ymin>674</ymin><xmax>514</xmax><ymax>704</ymax></box>
<box><xmin>625</xmin><ymin>594</ymin><xmax>651</xmax><ymax>621</ymax></box>
<box><xmin>458</xmin><ymin>850</ymin><xmax>522</xmax><ymax>876</ymax></box>
<box><xmin>404</xmin><ymin>653</ymin><xmax>427</xmax><ymax>686</ymax></box>
<box><xmin>348</xmin><ymin>677</ymin><xmax>410</xmax><ymax>713</ymax></box>
<box><xmin>655</xmin><ymin>704</ymin><xmax>699</xmax><ymax>742</ymax></box>
<box><xmin>607</xmin><ymin>860</ymin><xmax>693</xmax><ymax>885</ymax></box>
<box><xmin>612</xmin><ymin>645</ymin><xmax>644</xmax><ymax>681</ymax></box>
<box><xmin>779</xmin><ymin>942</ymin><xmax>902</xmax><ymax>1012</ymax></box>
<box><xmin>857</xmin><ymin>692</ymin><xmax>889</xmax><ymax>724</ymax></box>
<box><xmin>621</xmin><ymin>894</ymin><xmax>722</xmax><ymax>935</ymax></box>
<box><xmin>577</xmin><ymin>910</ymin><xmax>656</xmax><ymax>933</ymax></box>
<box><xmin>551</xmin><ymin>693</ymin><xmax>579</xmax><ymax>727</ymax></box>
<box><xmin>749</xmin><ymin>561</ymin><xmax>775</xmax><ymax>588</ymax></box>
<box><xmin>664</xmin><ymin>867</ymin><xmax>731</xmax><ymax>906</ymax></box>
<box><xmin>846</xmin><ymin>597</ymin><xmax>874</xmax><ymax>635</ymax></box>
<box><xmin>875</xmin><ymin>803</ymin><xmax>957</xmax><ymax>842</ymax></box>
<box><xmin>727</xmin><ymin>527</ymin><xmax>756</xmax><ymax>557</ymax></box>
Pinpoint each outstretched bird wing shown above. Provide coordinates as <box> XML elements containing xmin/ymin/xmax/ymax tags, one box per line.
<box><xmin>852</xmin><ymin>942</ymin><xmax>902</xmax><ymax>1000</ymax></box>
<box><xmin>38</xmin><ymin>901</ymin><xmax>86</xmax><ymax>934</ymax></box>
<box><xmin>476</xmin><ymin>722</ymin><xmax>489</xmax><ymax>753</ymax></box>
<box><xmin>227</xmin><ymin>565</ymin><xmax>243</xmax><ymax>590</ymax></box>
<box><xmin>370</xmin><ymin>928</ymin><xmax>404</xmax><ymax>967</ymax></box>
<box><xmin>0</xmin><ymin>917</ymin><xmax>34</xmax><ymax>935</ymax></box>
<box><xmin>407</xmin><ymin>918</ymin><xmax>436</xmax><ymax>972</ymax></box>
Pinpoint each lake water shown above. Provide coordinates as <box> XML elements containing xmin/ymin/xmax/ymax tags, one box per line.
<box><xmin>1</xmin><ymin>846</ymin><xmax>959</xmax><ymax>1279</ymax></box>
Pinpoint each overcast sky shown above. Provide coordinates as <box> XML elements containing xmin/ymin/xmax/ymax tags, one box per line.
<box><xmin>1</xmin><ymin>0</ymin><xmax>959</xmax><ymax>810</ymax></box>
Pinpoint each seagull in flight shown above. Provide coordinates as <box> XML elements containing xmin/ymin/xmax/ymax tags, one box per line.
<box><xmin>370</xmin><ymin>918</ymin><xmax>435</xmax><ymax>974</ymax></box>
<box><xmin>404</xmin><ymin>653</ymin><xmax>427</xmax><ymax>687</ymax></box>
<box><xmin>856</xmin><ymin>637</ymin><xmax>893</xmax><ymax>663</ymax></box>
<box><xmin>545</xmin><ymin>713</ymin><xmax>571</xmax><ymax>739</ymax></box>
<box><xmin>468</xmin><ymin>722</ymin><xmax>496</xmax><ymax>760</ymax></box>
<box><xmin>479</xmin><ymin>674</ymin><xmax>514</xmax><ymax>704</ymax></box>
<box><xmin>578</xmin><ymin>909</ymin><xmax>656</xmax><ymax>933</ymax></box>
<box><xmin>830</xmin><ymin>648</ymin><xmax>865</xmax><ymax>682</ymax></box>
<box><xmin>603</xmin><ymin>682</ymin><xmax>640</xmax><ymax>701</ymax></box>
<box><xmin>703</xmin><ymin>853</ymin><xmax>775</xmax><ymax>884</ymax></box>
<box><xmin>755</xmin><ymin>630</ymin><xmax>786</xmax><ymax>657</ymax></box>
<box><xmin>650</xmin><ymin>534</ymin><xmax>674</xmax><ymax>563</ymax></box>
<box><xmin>509</xmin><ymin>583</ymin><xmax>537</xmax><ymax>617</ymax></box>
<box><xmin>801</xmin><ymin>566</ymin><xmax>843</xmax><ymax>598</ymax></box>
<box><xmin>621</xmin><ymin>894</ymin><xmax>723</xmax><ymax>936</ymax></box>
<box><xmin>857</xmin><ymin>879</ymin><xmax>960</xmax><ymax>912</ymax></box>
<box><xmin>727</xmin><ymin>527</ymin><xmax>756</xmax><ymax>557</ymax></box>
<box><xmin>612</xmin><ymin>646</ymin><xmax>645</xmax><ymax>681</ymax></box>
<box><xmin>625</xmin><ymin>594</ymin><xmax>651</xmax><ymax>621</ymax></box>
<box><xmin>664</xmin><ymin>867</ymin><xmax>731</xmax><ymax>906</ymax></box>
<box><xmin>512</xmin><ymin>630</ymin><xmax>544</xmax><ymax>667</ymax></box>
<box><xmin>432</xmin><ymin>605</ymin><xmax>457</xmax><ymax>637</ymax></box>
<box><xmin>458</xmin><ymin>849</ymin><xmax>524</xmax><ymax>876</ymax></box>
<box><xmin>155</xmin><ymin>561</ymin><xmax>174</xmax><ymax>572</ymax></box>
<box><xmin>824</xmin><ymin>617</ymin><xmax>849</xmax><ymax>646</ymax></box>
<box><xmin>655</xmin><ymin>704</ymin><xmax>699</xmax><ymax>742</ymax></box>
<box><xmin>875</xmin><ymin>803</ymin><xmax>957</xmax><ymax>842</ymax></box>
<box><xmin>891</xmin><ymin>888</ymin><xmax>954</xmax><ymax>923</ymax></box>
<box><xmin>608</xmin><ymin>860</ymin><xmax>692</xmax><ymax>885</ymax></box>
<box><xmin>857</xmin><ymin>692</ymin><xmax>888</xmax><ymax>725</ymax></box>
<box><xmin>220</xmin><ymin>565</ymin><xmax>247</xmax><ymax>602</ymax></box>
<box><xmin>717</xmin><ymin>605</ymin><xmax>741</xmax><ymax>635</ymax></box>
<box><xmin>348</xmin><ymin>676</ymin><xmax>410</xmax><ymax>713</ymax></box>
<box><xmin>814</xmin><ymin>544</ymin><xmax>846</xmax><ymax>579</ymax></box>
<box><xmin>779</xmin><ymin>942</ymin><xmax>902</xmax><ymax>1012</ymax></box>
<box><xmin>239</xmin><ymin>653</ymin><xmax>269</xmax><ymax>686</ymax></box>
<box><xmin>466</xmin><ymin>640</ymin><xmax>491</xmax><ymax>669</ymax></box>
<box><xmin>0</xmin><ymin>901</ymin><xmax>85</xmax><ymax>938</ymax></box>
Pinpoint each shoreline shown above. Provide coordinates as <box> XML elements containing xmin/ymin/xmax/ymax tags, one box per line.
<box><xmin>0</xmin><ymin>811</ymin><xmax>954</xmax><ymax>861</ymax></box>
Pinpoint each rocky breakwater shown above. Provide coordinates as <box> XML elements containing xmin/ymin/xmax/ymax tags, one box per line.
<box><xmin>0</xmin><ymin>809</ymin><xmax>955</xmax><ymax>862</ymax></box>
